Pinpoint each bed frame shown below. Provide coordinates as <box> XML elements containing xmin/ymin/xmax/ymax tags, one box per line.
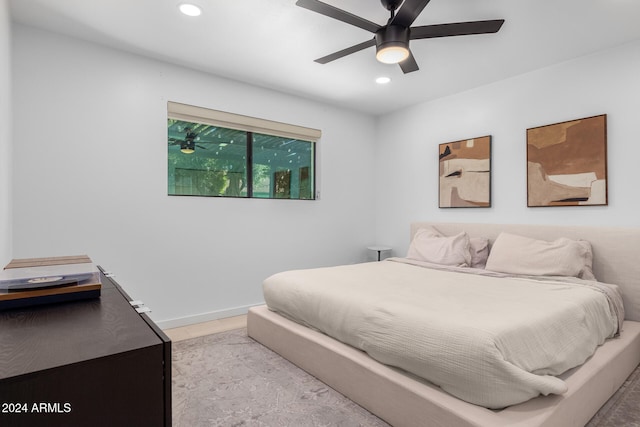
<box><xmin>248</xmin><ymin>222</ymin><xmax>640</xmax><ymax>427</ymax></box>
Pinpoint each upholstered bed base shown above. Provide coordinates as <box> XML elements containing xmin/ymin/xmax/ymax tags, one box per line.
<box><xmin>248</xmin><ymin>305</ymin><xmax>640</xmax><ymax>427</ymax></box>
<box><xmin>248</xmin><ymin>222</ymin><xmax>640</xmax><ymax>426</ymax></box>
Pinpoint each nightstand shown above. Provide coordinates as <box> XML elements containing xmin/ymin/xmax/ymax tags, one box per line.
<box><xmin>367</xmin><ymin>246</ymin><xmax>392</xmax><ymax>261</ymax></box>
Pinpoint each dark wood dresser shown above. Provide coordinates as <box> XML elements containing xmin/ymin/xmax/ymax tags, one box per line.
<box><xmin>0</xmin><ymin>267</ymin><xmax>171</xmax><ymax>427</ymax></box>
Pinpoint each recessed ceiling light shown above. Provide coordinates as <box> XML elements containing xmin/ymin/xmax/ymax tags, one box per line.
<box><xmin>376</xmin><ymin>76</ymin><xmax>391</xmax><ymax>84</ymax></box>
<box><xmin>179</xmin><ymin>3</ymin><xmax>202</xmax><ymax>17</ymax></box>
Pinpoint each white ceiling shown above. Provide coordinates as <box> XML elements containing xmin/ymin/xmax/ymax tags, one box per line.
<box><xmin>9</xmin><ymin>0</ymin><xmax>640</xmax><ymax>116</ymax></box>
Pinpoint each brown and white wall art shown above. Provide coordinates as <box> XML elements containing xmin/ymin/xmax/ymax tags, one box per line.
<box><xmin>439</xmin><ymin>136</ymin><xmax>491</xmax><ymax>208</ymax></box>
<box><xmin>527</xmin><ymin>114</ymin><xmax>607</xmax><ymax>207</ymax></box>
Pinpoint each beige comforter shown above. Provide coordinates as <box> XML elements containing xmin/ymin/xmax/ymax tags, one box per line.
<box><xmin>263</xmin><ymin>258</ymin><xmax>623</xmax><ymax>408</ymax></box>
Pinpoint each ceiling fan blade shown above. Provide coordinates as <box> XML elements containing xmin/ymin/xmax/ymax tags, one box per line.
<box><xmin>315</xmin><ymin>38</ymin><xmax>376</xmax><ymax>64</ymax></box>
<box><xmin>399</xmin><ymin>50</ymin><xmax>419</xmax><ymax>74</ymax></box>
<box><xmin>296</xmin><ymin>0</ymin><xmax>381</xmax><ymax>33</ymax></box>
<box><xmin>410</xmin><ymin>20</ymin><xmax>505</xmax><ymax>39</ymax></box>
<box><xmin>390</xmin><ymin>0</ymin><xmax>432</xmax><ymax>27</ymax></box>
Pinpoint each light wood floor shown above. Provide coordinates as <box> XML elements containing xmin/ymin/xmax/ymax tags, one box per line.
<box><xmin>163</xmin><ymin>314</ymin><xmax>247</xmax><ymax>342</ymax></box>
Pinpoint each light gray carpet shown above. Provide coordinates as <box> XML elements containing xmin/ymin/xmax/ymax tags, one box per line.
<box><xmin>586</xmin><ymin>364</ymin><xmax>640</xmax><ymax>427</ymax></box>
<box><xmin>172</xmin><ymin>328</ymin><xmax>640</xmax><ymax>427</ymax></box>
<box><xmin>172</xmin><ymin>328</ymin><xmax>389</xmax><ymax>426</ymax></box>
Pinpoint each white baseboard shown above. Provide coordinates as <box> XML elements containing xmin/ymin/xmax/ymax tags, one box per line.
<box><xmin>156</xmin><ymin>302</ymin><xmax>264</xmax><ymax>330</ymax></box>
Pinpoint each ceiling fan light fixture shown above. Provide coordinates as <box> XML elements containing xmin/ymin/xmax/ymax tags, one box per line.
<box><xmin>375</xmin><ymin>25</ymin><xmax>410</xmax><ymax>64</ymax></box>
<box><xmin>376</xmin><ymin>45</ymin><xmax>409</xmax><ymax>64</ymax></box>
<box><xmin>180</xmin><ymin>140</ymin><xmax>195</xmax><ymax>154</ymax></box>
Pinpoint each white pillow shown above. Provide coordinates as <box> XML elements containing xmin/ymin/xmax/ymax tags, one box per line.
<box><xmin>575</xmin><ymin>240</ymin><xmax>597</xmax><ymax>281</ymax></box>
<box><xmin>485</xmin><ymin>232</ymin><xmax>596</xmax><ymax>279</ymax></box>
<box><xmin>409</xmin><ymin>226</ymin><xmax>489</xmax><ymax>268</ymax></box>
<box><xmin>407</xmin><ymin>228</ymin><xmax>471</xmax><ymax>266</ymax></box>
<box><xmin>469</xmin><ymin>237</ymin><xmax>490</xmax><ymax>269</ymax></box>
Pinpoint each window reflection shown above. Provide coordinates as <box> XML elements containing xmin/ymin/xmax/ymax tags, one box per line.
<box><xmin>168</xmin><ymin>120</ymin><xmax>314</xmax><ymax>199</ymax></box>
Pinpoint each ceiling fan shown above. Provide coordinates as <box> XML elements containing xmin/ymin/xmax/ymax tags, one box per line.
<box><xmin>296</xmin><ymin>0</ymin><xmax>505</xmax><ymax>74</ymax></box>
<box><xmin>168</xmin><ymin>127</ymin><xmax>209</xmax><ymax>153</ymax></box>
<box><xmin>169</xmin><ymin>138</ymin><xmax>208</xmax><ymax>153</ymax></box>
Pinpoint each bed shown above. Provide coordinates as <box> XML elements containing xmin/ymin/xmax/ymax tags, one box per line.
<box><xmin>247</xmin><ymin>222</ymin><xmax>640</xmax><ymax>427</ymax></box>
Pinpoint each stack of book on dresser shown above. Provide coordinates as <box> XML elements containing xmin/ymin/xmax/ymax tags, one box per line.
<box><xmin>0</xmin><ymin>255</ymin><xmax>101</xmax><ymax>310</ymax></box>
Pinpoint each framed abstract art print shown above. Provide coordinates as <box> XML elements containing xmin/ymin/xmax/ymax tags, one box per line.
<box><xmin>439</xmin><ymin>136</ymin><xmax>491</xmax><ymax>208</ymax></box>
<box><xmin>527</xmin><ymin>114</ymin><xmax>607</xmax><ymax>207</ymax></box>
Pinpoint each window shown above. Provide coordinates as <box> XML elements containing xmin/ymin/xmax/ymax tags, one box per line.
<box><xmin>167</xmin><ymin>102</ymin><xmax>320</xmax><ymax>199</ymax></box>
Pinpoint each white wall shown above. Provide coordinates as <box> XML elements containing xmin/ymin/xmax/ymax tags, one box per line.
<box><xmin>375</xmin><ymin>39</ymin><xmax>640</xmax><ymax>256</ymax></box>
<box><xmin>11</xmin><ymin>24</ymin><xmax>376</xmax><ymax>327</ymax></box>
<box><xmin>0</xmin><ymin>0</ymin><xmax>11</xmax><ymax>266</ymax></box>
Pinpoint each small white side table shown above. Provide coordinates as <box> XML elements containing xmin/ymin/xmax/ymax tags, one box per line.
<box><xmin>367</xmin><ymin>246</ymin><xmax>392</xmax><ymax>262</ymax></box>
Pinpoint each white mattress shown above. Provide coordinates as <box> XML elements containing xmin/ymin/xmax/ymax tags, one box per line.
<box><xmin>263</xmin><ymin>259</ymin><xmax>622</xmax><ymax>408</ymax></box>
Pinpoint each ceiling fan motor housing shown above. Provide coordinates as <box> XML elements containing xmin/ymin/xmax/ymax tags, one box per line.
<box><xmin>375</xmin><ymin>25</ymin><xmax>410</xmax><ymax>55</ymax></box>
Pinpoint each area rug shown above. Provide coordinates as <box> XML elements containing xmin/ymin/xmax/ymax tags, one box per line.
<box><xmin>172</xmin><ymin>328</ymin><xmax>389</xmax><ymax>426</ymax></box>
<box><xmin>172</xmin><ymin>328</ymin><xmax>640</xmax><ymax>427</ymax></box>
